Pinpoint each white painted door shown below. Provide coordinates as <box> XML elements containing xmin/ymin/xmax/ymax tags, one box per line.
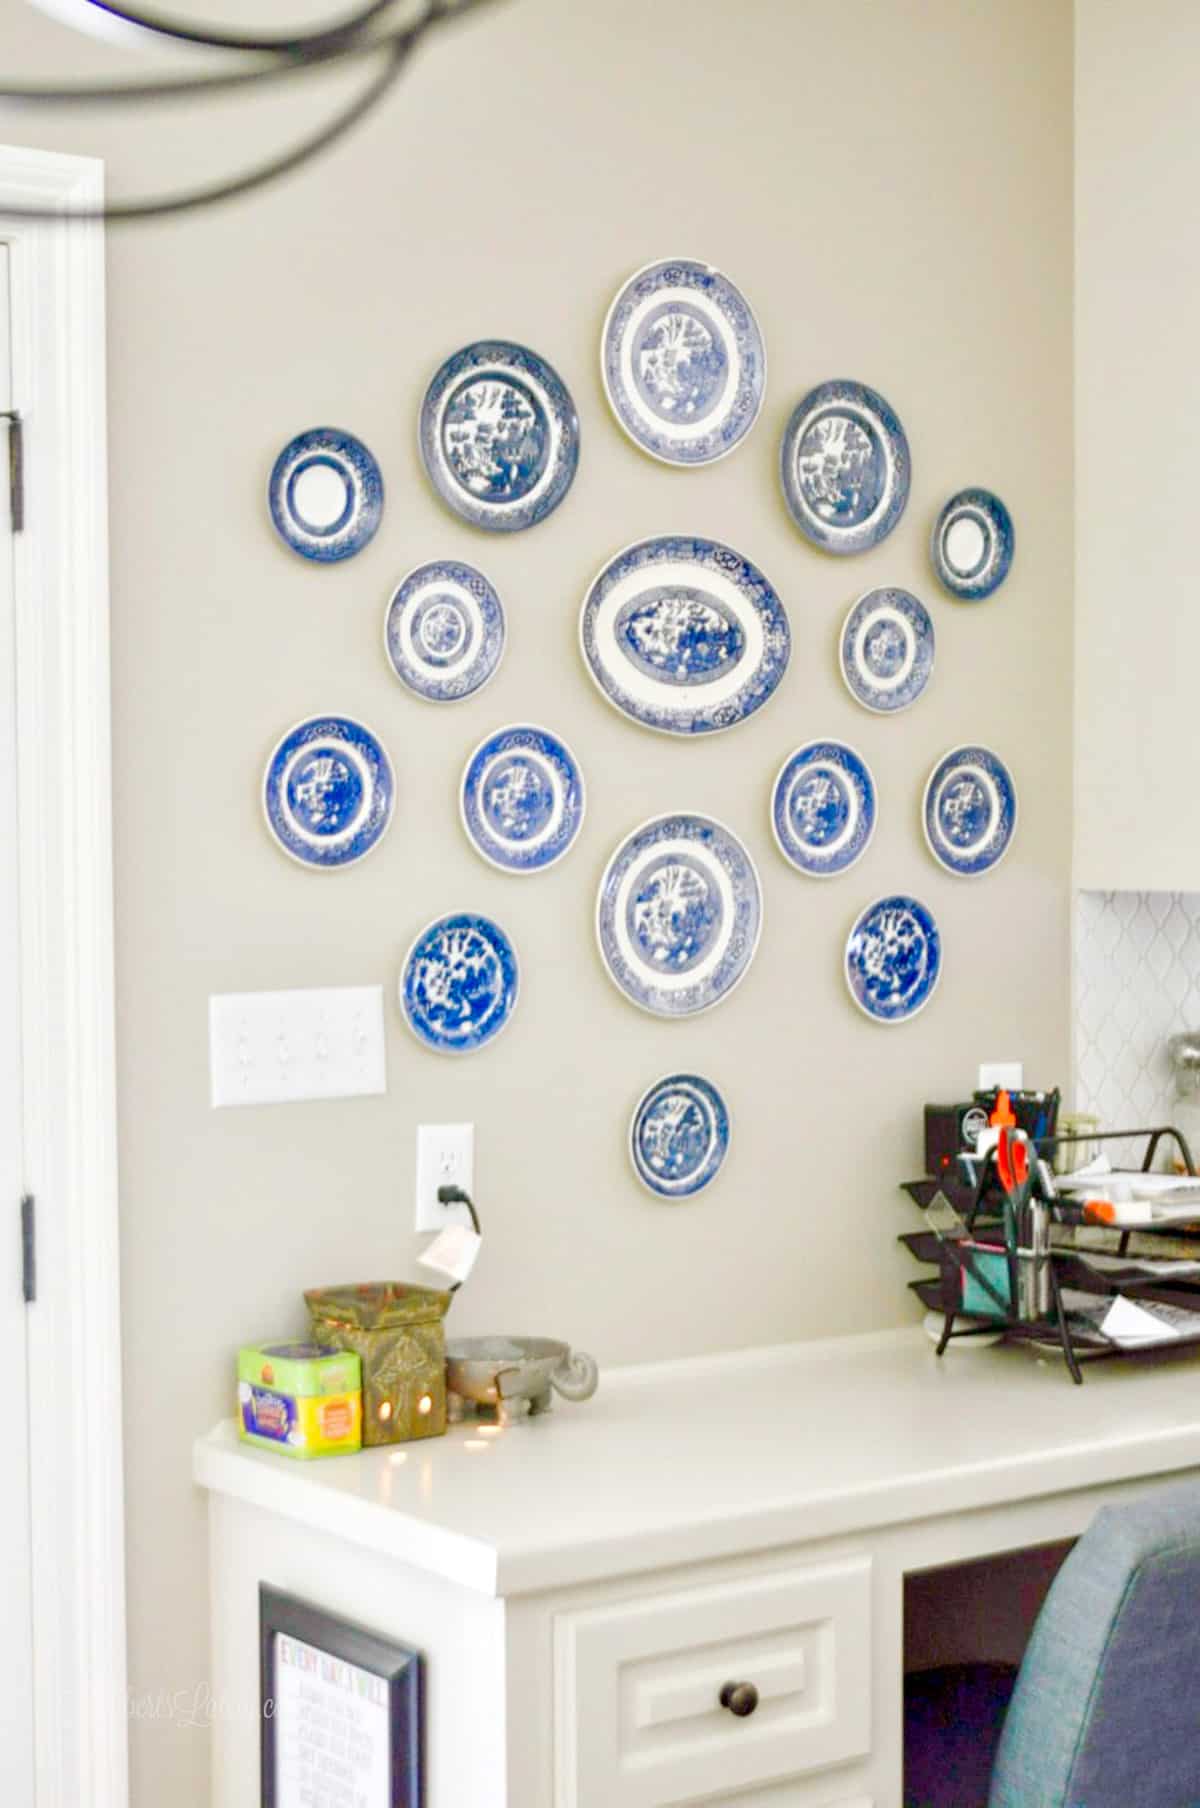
<box><xmin>0</xmin><ymin>240</ymin><xmax>35</xmax><ymax>1803</ymax></box>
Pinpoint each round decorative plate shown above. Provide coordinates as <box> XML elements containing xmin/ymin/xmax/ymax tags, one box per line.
<box><xmin>418</xmin><ymin>340</ymin><xmax>579</xmax><ymax>532</ymax></box>
<box><xmin>779</xmin><ymin>378</ymin><xmax>910</xmax><ymax>555</ymax></box>
<box><xmin>595</xmin><ymin>812</ymin><xmax>763</xmax><ymax>1017</ymax></box>
<box><xmin>771</xmin><ymin>740</ymin><xmax>876</xmax><ymax>877</ymax></box>
<box><xmin>579</xmin><ymin>535</ymin><xmax>790</xmax><ymax>735</ymax></box>
<box><xmin>267</xmin><ymin>427</ymin><xmax>383</xmax><ymax>562</ymax></box>
<box><xmin>460</xmin><ymin>724</ymin><xmax>585</xmax><ymax>874</ymax></box>
<box><xmin>931</xmin><ymin>487</ymin><xmax>1014</xmax><ymax>600</ymax></box>
<box><xmin>262</xmin><ymin>714</ymin><xmax>394</xmax><ymax>869</ymax></box>
<box><xmin>839</xmin><ymin>587</ymin><xmax>935</xmax><ymax>714</ymax></box>
<box><xmin>844</xmin><ymin>894</ymin><xmax>942</xmax><ymax>1024</ymax></box>
<box><xmin>922</xmin><ymin>745</ymin><xmax>1017</xmax><ymax>877</ymax></box>
<box><xmin>399</xmin><ymin>912</ymin><xmax>519</xmax><ymax>1054</ymax></box>
<box><xmin>383</xmin><ymin>560</ymin><xmax>505</xmax><ymax>703</ymax></box>
<box><xmin>629</xmin><ymin>1073</ymin><xmax>731</xmax><ymax>1199</ymax></box>
<box><xmin>600</xmin><ymin>257</ymin><xmax>766</xmax><ymax>465</ymax></box>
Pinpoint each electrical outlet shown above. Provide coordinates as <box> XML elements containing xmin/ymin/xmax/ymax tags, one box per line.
<box><xmin>415</xmin><ymin>1123</ymin><xmax>475</xmax><ymax>1232</ymax></box>
<box><xmin>208</xmin><ymin>986</ymin><xmax>386</xmax><ymax>1108</ymax></box>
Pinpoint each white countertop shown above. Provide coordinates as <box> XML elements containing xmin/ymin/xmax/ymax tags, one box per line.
<box><xmin>194</xmin><ymin>1327</ymin><xmax>1200</xmax><ymax>1597</ymax></box>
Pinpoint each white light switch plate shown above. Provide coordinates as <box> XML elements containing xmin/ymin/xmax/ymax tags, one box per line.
<box><xmin>209</xmin><ymin>985</ymin><xmax>386</xmax><ymax>1108</ymax></box>
<box><xmin>415</xmin><ymin>1123</ymin><xmax>475</xmax><ymax>1232</ymax></box>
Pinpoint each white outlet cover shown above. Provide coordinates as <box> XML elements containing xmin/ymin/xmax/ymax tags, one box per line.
<box><xmin>978</xmin><ymin>1060</ymin><xmax>1024</xmax><ymax>1092</ymax></box>
<box><xmin>209</xmin><ymin>985</ymin><xmax>386</xmax><ymax>1108</ymax></box>
<box><xmin>415</xmin><ymin>1123</ymin><xmax>475</xmax><ymax>1232</ymax></box>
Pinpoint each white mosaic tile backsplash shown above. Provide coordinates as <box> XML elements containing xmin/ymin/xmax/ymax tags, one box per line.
<box><xmin>1075</xmin><ymin>892</ymin><xmax>1200</xmax><ymax>1132</ymax></box>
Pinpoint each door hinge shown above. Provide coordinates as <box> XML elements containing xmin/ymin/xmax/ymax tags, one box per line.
<box><xmin>1</xmin><ymin>409</ymin><xmax>23</xmax><ymax>532</ymax></box>
<box><xmin>21</xmin><ymin>1194</ymin><xmax>35</xmax><ymax>1303</ymax></box>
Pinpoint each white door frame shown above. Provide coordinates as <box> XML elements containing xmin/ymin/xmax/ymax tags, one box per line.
<box><xmin>1</xmin><ymin>145</ymin><xmax>127</xmax><ymax>1808</ymax></box>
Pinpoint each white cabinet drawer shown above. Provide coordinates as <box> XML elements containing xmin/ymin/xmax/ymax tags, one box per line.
<box><xmin>554</xmin><ymin>1555</ymin><xmax>871</xmax><ymax>1808</ymax></box>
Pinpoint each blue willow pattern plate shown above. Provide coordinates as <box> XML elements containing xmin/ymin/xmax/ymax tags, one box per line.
<box><xmin>931</xmin><ymin>488</ymin><xmax>1014</xmax><ymax>600</ymax></box>
<box><xmin>596</xmin><ymin>812</ymin><xmax>762</xmax><ymax>1017</ymax></box>
<box><xmin>418</xmin><ymin>340</ymin><xmax>580</xmax><ymax>532</ymax></box>
<box><xmin>629</xmin><ymin>1073</ymin><xmax>731</xmax><ymax>1199</ymax></box>
<box><xmin>923</xmin><ymin>745</ymin><xmax>1017</xmax><ymax>877</ymax></box>
<box><xmin>399</xmin><ymin>912</ymin><xmax>519</xmax><ymax>1054</ymax></box>
<box><xmin>579</xmin><ymin>535</ymin><xmax>790</xmax><ymax>735</ymax></box>
<box><xmin>600</xmin><ymin>258</ymin><xmax>766</xmax><ymax>465</ymax></box>
<box><xmin>460</xmin><ymin>724</ymin><xmax>585</xmax><ymax>874</ymax></box>
<box><xmin>267</xmin><ymin>427</ymin><xmax>384</xmax><ymax>562</ymax></box>
<box><xmin>839</xmin><ymin>588</ymin><xmax>935</xmax><ymax>714</ymax></box>
<box><xmin>780</xmin><ymin>379</ymin><xmax>910</xmax><ymax>555</ymax></box>
<box><xmin>384</xmin><ymin>560</ymin><xmax>505</xmax><ymax>702</ymax></box>
<box><xmin>771</xmin><ymin>740</ymin><xmax>877</xmax><ymax>877</ymax></box>
<box><xmin>844</xmin><ymin>895</ymin><xmax>942</xmax><ymax>1024</ymax></box>
<box><xmin>262</xmin><ymin>715</ymin><xmax>394</xmax><ymax>869</ymax></box>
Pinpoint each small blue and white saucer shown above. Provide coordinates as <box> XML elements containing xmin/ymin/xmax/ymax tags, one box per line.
<box><xmin>839</xmin><ymin>588</ymin><xmax>934</xmax><ymax>714</ymax></box>
<box><xmin>771</xmin><ymin>740</ymin><xmax>876</xmax><ymax>877</ymax></box>
<box><xmin>629</xmin><ymin>1073</ymin><xmax>730</xmax><ymax>1199</ymax></box>
<box><xmin>923</xmin><ymin>745</ymin><xmax>1017</xmax><ymax>877</ymax></box>
<box><xmin>844</xmin><ymin>895</ymin><xmax>942</xmax><ymax>1024</ymax></box>
<box><xmin>384</xmin><ymin>560</ymin><xmax>505</xmax><ymax>703</ymax></box>
<box><xmin>268</xmin><ymin>427</ymin><xmax>383</xmax><ymax>562</ymax></box>
<box><xmin>601</xmin><ymin>258</ymin><xmax>766</xmax><ymax>465</ymax></box>
<box><xmin>780</xmin><ymin>379</ymin><xmax>910</xmax><ymax>554</ymax></box>
<box><xmin>418</xmin><ymin>340</ymin><xmax>579</xmax><ymax>532</ymax></box>
<box><xmin>399</xmin><ymin>912</ymin><xmax>519</xmax><ymax>1054</ymax></box>
<box><xmin>932</xmin><ymin>488</ymin><xmax>1014</xmax><ymax>600</ymax></box>
<box><xmin>262</xmin><ymin>714</ymin><xmax>394</xmax><ymax>869</ymax></box>
<box><xmin>596</xmin><ymin>812</ymin><xmax>762</xmax><ymax>1017</ymax></box>
<box><xmin>460</xmin><ymin>725</ymin><xmax>585</xmax><ymax>874</ymax></box>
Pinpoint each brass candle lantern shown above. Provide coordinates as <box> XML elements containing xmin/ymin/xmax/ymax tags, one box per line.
<box><xmin>304</xmin><ymin>1283</ymin><xmax>452</xmax><ymax>1447</ymax></box>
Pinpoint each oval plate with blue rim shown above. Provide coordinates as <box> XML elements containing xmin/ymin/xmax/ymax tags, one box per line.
<box><xmin>268</xmin><ymin>427</ymin><xmax>384</xmax><ymax>562</ymax></box>
<box><xmin>399</xmin><ymin>912</ymin><xmax>519</xmax><ymax>1054</ymax></box>
<box><xmin>384</xmin><ymin>559</ymin><xmax>505</xmax><ymax>703</ymax></box>
<box><xmin>923</xmin><ymin>744</ymin><xmax>1017</xmax><ymax>877</ymax></box>
<box><xmin>771</xmin><ymin>740</ymin><xmax>877</xmax><ymax>877</ymax></box>
<box><xmin>931</xmin><ymin>487</ymin><xmax>1014</xmax><ymax>600</ymax></box>
<box><xmin>596</xmin><ymin>812</ymin><xmax>762</xmax><ymax>1017</ymax></box>
<box><xmin>839</xmin><ymin>587</ymin><xmax>935</xmax><ymax>714</ymax></box>
<box><xmin>262</xmin><ymin>714</ymin><xmax>394</xmax><ymax>869</ymax></box>
<box><xmin>460</xmin><ymin>724</ymin><xmax>585</xmax><ymax>874</ymax></box>
<box><xmin>844</xmin><ymin>894</ymin><xmax>942</xmax><ymax>1024</ymax></box>
<box><xmin>580</xmin><ymin>535</ymin><xmax>790</xmax><ymax>735</ymax></box>
<box><xmin>780</xmin><ymin>378</ymin><xmax>910</xmax><ymax>555</ymax></box>
<box><xmin>418</xmin><ymin>340</ymin><xmax>579</xmax><ymax>532</ymax></box>
<box><xmin>601</xmin><ymin>257</ymin><xmax>766</xmax><ymax>466</ymax></box>
<box><xmin>629</xmin><ymin>1073</ymin><xmax>731</xmax><ymax>1199</ymax></box>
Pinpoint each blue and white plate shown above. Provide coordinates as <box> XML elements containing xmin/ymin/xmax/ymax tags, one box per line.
<box><xmin>931</xmin><ymin>488</ymin><xmax>1014</xmax><ymax>600</ymax></box>
<box><xmin>418</xmin><ymin>340</ymin><xmax>579</xmax><ymax>532</ymax></box>
<box><xmin>580</xmin><ymin>535</ymin><xmax>790</xmax><ymax>736</ymax></box>
<box><xmin>267</xmin><ymin>427</ymin><xmax>383</xmax><ymax>562</ymax></box>
<box><xmin>262</xmin><ymin>715</ymin><xmax>394</xmax><ymax>869</ymax></box>
<box><xmin>844</xmin><ymin>895</ymin><xmax>942</xmax><ymax>1024</ymax></box>
<box><xmin>460</xmin><ymin>725</ymin><xmax>585</xmax><ymax>874</ymax></box>
<box><xmin>771</xmin><ymin>740</ymin><xmax>877</xmax><ymax>877</ymax></box>
<box><xmin>780</xmin><ymin>379</ymin><xmax>910</xmax><ymax>555</ymax></box>
<box><xmin>629</xmin><ymin>1073</ymin><xmax>731</xmax><ymax>1199</ymax></box>
<box><xmin>923</xmin><ymin>745</ymin><xmax>1017</xmax><ymax>877</ymax></box>
<box><xmin>839</xmin><ymin>588</ymin><xmax>934</xmax><ymax>714</ymax></box>
<box><xmin>399</xmin><ymin>912</ymin><xmax>519</xmax><ymax>1054</ymax></box>
<box><xmin>596</xmin><ymin>812</ymin><xmax>762</xmax><ymax>1017</ymax></box>
<box><xmin>601</xmin><ymin>258</ymin><xmax>766</xmax><ymax>466</ymax></box>
<box><xmin>384</xmin><ymin>560</ymin><xmax>505</xmax><ymax>703</ymax></box>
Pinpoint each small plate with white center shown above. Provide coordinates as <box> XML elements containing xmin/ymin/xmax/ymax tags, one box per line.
<box><xmin>922</xmin><ymin>745</ymin><xmax>1017</xmax><ymax>877</ymax></box>
<box><xmin>931</xmin><ymin>488</ymin><xmax>1014</xmax><ymax>600</ymax></box>
<box><xmin>267</xmin><ymin>426</ymin><xmax>383</xmax><ymax>562</ymax></box>
<box><xmin>460</xmin><ymin>724</ymin><xmax>585</xmax><ymax>874</ymax></box>
<box><xmin>262</xmin><ymin>714</ymin><xmax>394</xmax><ymax>869</ymax></box>
<box><xmin>629</xmin><ymin>1073</ymin><xmax>731</xmax><ymax>1198</ymax></box>
<box><xmin>771</xmin><ymin>740</ymin><xmax>877</xmax><ymax>877</ymax></box>
<box><xmin>839</xmin><ymin>587</ymin><xmax>935</xmax><ymax>713</ymax></box>
<box><xmin>383</xmin><ymin>560</ymin><xmax>505</xmax><ymax>702</ymax></box>
<box><xmin>779</xmin><ymin>378</ymin><xmax>910</xmax><ymax>554</ymax></box>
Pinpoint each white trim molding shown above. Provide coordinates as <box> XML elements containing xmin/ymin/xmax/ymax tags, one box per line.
<box><xmin>0</xmin><ymin>146</ymin><xmax>127</xmax><ymax>1808</ymax></box>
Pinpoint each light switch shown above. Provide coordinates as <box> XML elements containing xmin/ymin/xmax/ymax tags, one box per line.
<box><xmin>209</xmin><ymin>985</ymin><xmax>386</xmax><ymax>1108</ymax></box>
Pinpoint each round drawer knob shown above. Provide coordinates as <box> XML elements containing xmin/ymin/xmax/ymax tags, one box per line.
<box><xmin>719</xmin><ymin>1681</ymin><xmax>759</xmax><ymax>1718</ymax></box>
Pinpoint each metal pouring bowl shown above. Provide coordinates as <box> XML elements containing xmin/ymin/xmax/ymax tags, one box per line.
<box><xmin>445</xmin><ymin>1336</ymin><xmax>599</xmax><ymax>1410</ymax></box>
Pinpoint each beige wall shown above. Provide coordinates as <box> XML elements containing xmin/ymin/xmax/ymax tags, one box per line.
<box><xmin>1</xmin><ymin>2</ymin><xmax>1073</xmax><ymax>1802</ymax></box>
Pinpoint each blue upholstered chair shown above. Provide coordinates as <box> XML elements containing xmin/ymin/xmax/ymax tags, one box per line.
<box><xmin>904</xmin><ymin>1479</ymin><xmax>1200</xmax><ymax>1808</ymax></box>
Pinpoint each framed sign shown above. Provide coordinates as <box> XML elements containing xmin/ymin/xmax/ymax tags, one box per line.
<box><xmin>260</xmin><ymin>1585</ymin><xmax>423</xmax><ymax>1808</ymax></box>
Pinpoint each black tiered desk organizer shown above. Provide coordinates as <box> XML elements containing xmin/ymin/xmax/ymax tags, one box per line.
<box><xmin>900</xmin><ymin>1127</ymin><xmax>1199</xmax><ymax>1385</ymax></box>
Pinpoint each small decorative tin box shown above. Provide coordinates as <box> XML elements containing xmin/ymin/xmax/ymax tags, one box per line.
<box><xmin>305</xmin><ymin>1283</ymin><xmax>452</xmax><ymax>1446</ymax></box>
<box><xmin>237</xmin><ymin>1341</ymin><xmax>362</xmax><ymax>1459</ymax></box>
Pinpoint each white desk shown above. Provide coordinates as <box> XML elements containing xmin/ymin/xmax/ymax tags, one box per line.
<box><xmin>195</xmin><ymin>1328</ymin><xmax>1200</xmax><ymax>1807</ymax></box>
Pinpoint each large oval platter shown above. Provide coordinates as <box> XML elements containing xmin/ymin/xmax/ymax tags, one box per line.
<box><xmin>579</xmin><ymin>535</ymin><xmax>790</xmax><ymax>735</ymax></box>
